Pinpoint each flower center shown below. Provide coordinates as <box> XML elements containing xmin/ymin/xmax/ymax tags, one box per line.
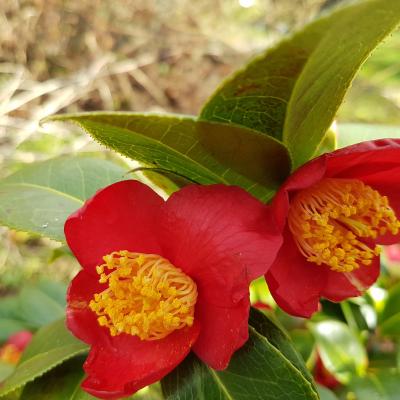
<box><xmin>89</xmin><ymin>251</ymin><xmax>197</xmax><ymax>340</ymax></box>
<box><xmin>288</xmin><ymin>178</ymin><xmax>400</xmax><ymax>273</ymax></box>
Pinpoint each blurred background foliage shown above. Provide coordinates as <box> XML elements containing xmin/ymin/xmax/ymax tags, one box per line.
<box><xmin>1</xmin><ymin>0</ymin><xmax>400</xmax><ymax>399</ymax></box>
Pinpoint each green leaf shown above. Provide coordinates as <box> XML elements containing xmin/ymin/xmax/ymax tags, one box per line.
<box><xmin>35</xmin><ymin>280</ymin><xmax>68</xmax><ymax>307</ymax></box>
<box><xmin>0</xmin><ymin>319</ymin><xmax>88</xmax><ymax>398</ymax></box>
<box><xmin>313</xmin><ymin>129</ymin><xmax>337</xmax><ymax>157</ymax></box>
<box><xmin>284</xmin><ymin>0</ymin><xmax>400</xmax><ymax>168</ymax></box>
<box><xmin>340</xmin><ymin>370</ymin><xmax>400</xmax><ymax>400</ymax></box>
<box><xmin>200</xmin><ymin>0</ymin><xmax>400</xmax><ymax>155</ymax></box>
<box><xmin>44</xmin><ymin>113</ymin><xmax>291</xmax><ymax>201</ymax></box>
<box><xmin>0</xmin><ymin>156</ymin><xmax>130</xmax><ymax>242</ymax></box>
<box><xmin>17</xmin><ymin>286</ymin><xmax>65</xmax><ymax>329</ymax></box>
<box><xmin>20</xmin><ymin>356</ymin><xmax>96</xmax><ymax>400</ymax></box>
<box><xmin>199</xmin><ymin>5</ymin><xmax>340</xmax><ymax>139</ymax></box>
<box><xmin>0</xmin><ymin>362</ymin><xmax>15</xmax><ymax>383</ymax></box>
<box><xmin>0</xmin><ymin>297</ymin><xmax>20</xmax><ymax>320</ymax></box>
<box><xmin>290</xmin><ymin>329</ymin><xmax>315</xmax><ymax>363</ymax></box>
<box><xmin>380</xmin><ymin>282</ymin><xmax>400</xmax><ymax>337</ymax></box>
<box><xmin>316</xmin><ymin>385</ymin><xmax>338</xmax><ymax>400</ymax></box>
<box><xmin>310</xmin><ymin>320</ymin><xmax>367</xmax><ymax>383</ymax></box>
<box><xmin>0</xmin><ymin>296</ymin><xmax>30</xmax><ymax>342</ymax></box>
<box><xmin>337</xmin><ymin>123</ymin><xmax>400</xmax><ymax>149</ymax></box>
<box><xmin>0</xmin><ymin>319</ymin><xmax>29</xmax><ymax>342</ymax></box>
<box><xmin>162</xmin><ymin>308</ymin><xmax>318</xmax><ymax>400</ymax></box>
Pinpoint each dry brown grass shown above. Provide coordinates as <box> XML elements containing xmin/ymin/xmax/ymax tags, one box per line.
<box><xmin>0</xmin><ymin>0</ymin><xmax>326</xmax><ymax>288</ymax></box>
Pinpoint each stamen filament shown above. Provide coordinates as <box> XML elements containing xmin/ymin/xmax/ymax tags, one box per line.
<box><xmin>288</xmin><ymin>178</ymin><xmax>400</xmax><ymax>272</ymax></box>
<box><xmin>89</xmin><ymin>251</ymin><xmax>197</xmax><ymax>340</ymax></box>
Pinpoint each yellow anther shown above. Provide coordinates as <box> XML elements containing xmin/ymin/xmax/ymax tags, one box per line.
<box><xmin>288</xmin><ymin>178</ymin><xmax>400</xmax><ymax>273</ymax></box>
<box><xmin>89</xmin><ymin>251</ymin><xmax>197</xmax><ymax>341</ymax></box>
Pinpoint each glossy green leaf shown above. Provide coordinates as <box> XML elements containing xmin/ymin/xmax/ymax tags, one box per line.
<box><xmin>35</xmin><ymin>280</ymin><xmax>68</xmax><ymax>307</ymax></box>
<box><xmin>0</xmin><ymin>297</ymin><xmax>30</xmax><ymax>341</ymax></box>
<box><xmin>290</xmin><ymin>329</ymin><xmax>315</xmax><ymax>362</ymax></box>
<box><xmin>44</xmin><ymin>113</ymin><xmax>291</xmax><ymax>201</ymax></box>
<box><xmin>337</xmin><ymin>123</ymin><xmax>400</xmax><ymax>148</ymax></box>
<box><xmin>316</xmin><ymin>385</ymin><xmax>338</xmax><ymax>400</ymax></box>
<box><xmin>380</xmin><ymin>282</ymin><xmax>400</xmax><ymax>337</ymax></box>
<box><xmin>310</xmin><ymin>320</ymin><xmax>367</xmax><ymax>383</ymax></box>
<box><xmin>200</xmin><ymin>5</ymin><xmax>341</xmax><ymax>139</ymax></box>
<box><xmin>0</xmin><ymin>319</ymin><xmax>29</xmax><ymax>342</ymax></box>
<box><xmin>200</xmin><ymin>1</ymin><xmax>400</xmax><ymax>156</ymax></box>
<box><xmin>341</xmin><ymin>370</ymin><xmax>400</xmax><ymax>400</ymax></box>
<box><xmin>284</xmin><ymin>0</ymin><xmax>400</xmax><ymax>167</ymax></box>
<box><xmin>162</xmin><ymin>308</ymin><xmax>318</xmax><ymax>400</ymax></box>
<box><xmin>0</xmin><ymin>363</ymin><xmax>15</xmax><ymax>383</ymax></box>
<box><xmin>0</xmin><ymin>156</ymin><xmax>130</xmax><ymax>242</ymax></box>
<box><xmin>313</xmin><ymin>129</ymin><xmax>337</xmax><ymax>157</ymax></box>
<box><xmin>17</xmin><ymin>286</ymin><xmax>65</xmax><ymax>329</ymax></box>
<box><xmin>20</xmin><ymin>357</ymin><xmax>96</xmax><ymax>400</ymax></box>
<box><xmin>0</xmin><ymin>319</ymin><xmax>88</xmax><ymax>398</ymax></box>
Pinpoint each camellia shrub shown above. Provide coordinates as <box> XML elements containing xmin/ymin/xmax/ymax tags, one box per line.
<box><xmin>1</xmin><ymin>1</ymin><xmax>400</xmax><ymax>399</ymax></box>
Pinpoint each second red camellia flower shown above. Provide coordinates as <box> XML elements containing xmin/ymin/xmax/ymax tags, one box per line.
<box><xmin>65</xmin><ymin>180</ymin><xmax>281</xmax><ymax>399</ymax></box>
<box><xmin>266</xmin><ymin>139</ymin><xmax>400</xmax><ymax>318</ymax></box>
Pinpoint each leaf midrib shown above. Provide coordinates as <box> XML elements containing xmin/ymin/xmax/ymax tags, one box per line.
<box><xmin>0</xmin><ymin>182</ymin><xmax>84</xmax><ymax>205</ymax></box>
<box><xmin>208</xmin><ymin>368</ymin><xmax>235</xmax><ymax>400</ymax></box>
<box><xmin>74</xmin><ymin>119</ymin><xmax>232</xmax><ymax>186</ymax></box>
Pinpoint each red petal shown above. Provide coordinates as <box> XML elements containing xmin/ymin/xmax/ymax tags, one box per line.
<box><xmin>64</xmin><ymin>180</ymin><xmax>164</xmax><ymax>273</ymax></box>
<box><xmin>193</xmin><ymin>295</ymin><xmax>249</xmax><ymax>370</ymax></box>
<box><xmin>266</xmin><ymin>229</ymin><xmax>326</xmax><ymax>318</ymax></box>
<box><xmin>321</xmin><ymin>256</ymin><xmax>380</xmax><ymax>302</ymax></box>
<box><xmin>272</xmin><ymin>156</ymin><xmax>326</xmax><ymax>230</ymax></box>
<box><xmin>66</xmin><ymin>270</ymin><xmax>110</xmax><ymax>345</ymax></box>
<box><xmin>81</xmin><ymin>323</ymin><xmax>200</xmax><ymax>399</ymax></box>
<box><xmin>326</xmin><ymin>139</ymin><xmax>400</xmax><ymax>179</ymax></box>
<box><xmin>159</xmin><ymin>184</ymin><xmax>282</xmax><ymax>306</ymax></box>
<box><xmin>158</xmin><ymin>185</ymin><xmax>280</xmax><ymax>369</ymax></box>
<box><xmin>273</xmin><ymin>139</ymin><xmax>400</xmax><ymax>232</ymax></box>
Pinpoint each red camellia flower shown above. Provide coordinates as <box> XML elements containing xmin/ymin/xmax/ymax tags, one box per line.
<box><xmin>65</xmin><ymin>180</ymin><xmax>281</xmax><ymax>399</ymax></box>
<box><xmin>266</xmin><ymin>139</ymin><xmax>400</xmax><ymax>318</ymax></box>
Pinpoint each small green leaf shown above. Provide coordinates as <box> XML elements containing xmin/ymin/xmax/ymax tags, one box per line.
<box><xmin>284</xmin><ymin>0</ymin><xmax>400</xmax><ymax>167</ymax></box>
<box><xmin>162</xmin><ymin>308</ymin><xmax>318</xmax><ymax>400</ymax></box>
<box><xmin>0</xmin><ymin>296</ymin><xmax>30</xmax><ymax>341</ymax></box>
<box><xmin>341</xmin><ymin>370</ymin><xmax>400</xmax><ymax>400</ymax></box>
<box><xmin>0</xmin><ymin>156</ymin><xmax>130</xmax><ymax>242</ymax></box>
<box><xmin>0</xmin><ymin>362</ymin><xmax>15</xmax><ymax>383</ymax></box>
<box><xmin>44</xmin><ymin>113</ymin><xmax>291</xmax><ymax>201</ymax></box>
<box><xmin>17</xmin><ymin>286</ymin><xmax>65</xmax><ymax>329</ymax></box>
<box><xmin>313</xmin><ymin>129</ymin><xmax>337</xmax><ymax>157</ymax></box>
<box><xmin>310</xmin><ymin>320</ymin><xmax>367</xmax><ymax>383</ymax></box>
<box><xmin>337</xmin><ymin>123</ymin><xmax>400</xmax><ymax>148</ymax></box>
<box><xmin>0</xmin><ymin>319</ymin><xmax>29</xmax><ymax>342</ymax></box>
<box><xmin>290</xmin><ymin>329</ymin><xmax>315</xmax><ymax>363</ymax></box>
<box><xmin>20</xmin><ymin>356</ymin><xmax>96</xmax><ymax>400</ymax></box>
<box><xmin>35</xmin><ymin>280</ymin><xmax>67</xmax><ymax>307</ymax></box>
<box><xmin>380</xmin><ymin>283</ymin><xmax>400</xmax><ymax>337</ymax></box>
<box><xmin>0</xmin><ymin>319</ymin><xmax>88</xmax><ymax>398</ymax></box>
<box><xmin>0</xmin><ymin>297</ymin><xmax>20</xmax><ymax>320</ymax></box>
<box><xmin>316</xmin><ymin>384</ymin><xmax>338</xmax><ymax>400</ymax></box>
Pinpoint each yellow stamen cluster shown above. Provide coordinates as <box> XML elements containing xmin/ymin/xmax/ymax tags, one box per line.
<box><xmin>288</xmin><ymin>178</ymin><xmax>400</xmax><ymax>272</ymax></box>
<box><xmin>89</xmin><ymin>251</ymin><xmax>197</xmax><ymax>340</ymax></box>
